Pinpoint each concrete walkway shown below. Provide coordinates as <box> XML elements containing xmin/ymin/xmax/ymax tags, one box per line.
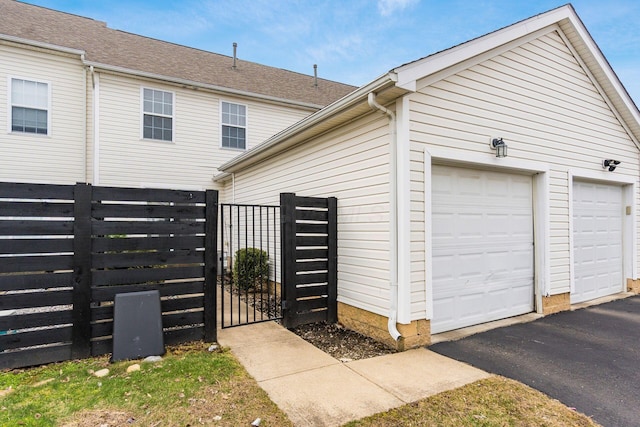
<box><xmin>217</xmin><ymin>321</ymin><xmax>490</xmax><ymax>427</ymax></box>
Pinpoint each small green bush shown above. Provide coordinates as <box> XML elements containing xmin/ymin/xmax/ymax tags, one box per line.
<box><xmin>233</xmin><ymin>247</ymin><xmax>269</xmax><ymax>290</ymax></box>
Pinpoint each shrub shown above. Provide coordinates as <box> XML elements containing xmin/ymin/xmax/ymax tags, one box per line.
<box><xmin>233</xmin><ymin>248</ymin><xmax>269</xmax><ymax>290</ymax></box>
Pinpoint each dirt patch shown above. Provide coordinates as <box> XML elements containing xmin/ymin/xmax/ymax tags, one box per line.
<box><xmin>291</xmin><ymin>322</ymin><xmax>396</xmax><ymax>361</ymax></box>
<box><xmin>60</xmin><ymin>409</ymin><xmax>136</xmax><ymax>427</ymax></box>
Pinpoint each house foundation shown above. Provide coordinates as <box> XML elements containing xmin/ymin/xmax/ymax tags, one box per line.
<box><xmin>627</xmin><ymin>279</ymin><xmax>640</xmax><ymax>294</ymax></box>
<box><xmin>541</xmin><ymin>293</ymin><xmax>571</xmax><ymax>315</ymax></box>
<box><xmin>337</xmin><ymin>302</ymin><xmax>430</xmax><ymax>351</ymax></box>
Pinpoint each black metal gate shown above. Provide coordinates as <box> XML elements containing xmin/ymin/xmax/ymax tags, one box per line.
<box><xmin>218</xmin><ymin>203</ymin><xmax>282</xmax><ymax>328</ymax></box>
<box><xmin>217</xmin><ymin>193</ymin><xmax>337</xmax><ymax>329</ymax></box>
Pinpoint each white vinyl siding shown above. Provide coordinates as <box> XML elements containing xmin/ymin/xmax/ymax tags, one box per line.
<box><xmin>225</xmin><ymin>112</ymin><xmax>393</xmax><ymax>317</ymax></box>
<box><xmin>409</xmin><ymin>30</ymin><xmax>640</xmax><ymax>316</ymax></box>
<box><xmin>0</xmin><ymin>43</ymin><xmax>85</xmax><ymax>184</ymax></box>
<box><xmin>96</xmin><ymin>74</ymin><xmax>312</xmax><ymax>189</ymax></box>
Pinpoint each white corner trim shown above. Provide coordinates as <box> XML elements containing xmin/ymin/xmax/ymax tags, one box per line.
<box><xmin>423</xmin><ymin>149</ymin><xmax>433</xmax><ymax>320</ymax></box>
<box><xmin>396</xmin><ymin>97</ymin><xmax>411</xmax><ymax>324</ymax></box>
<box><xmin>92</xmin><ymin>71</ymin><xmax>100</xmax><ymax>185</ymax></box>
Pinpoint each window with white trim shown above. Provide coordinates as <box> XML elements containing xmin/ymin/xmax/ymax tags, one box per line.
<box><xmin>142</xmin><ymin>88</ymin><xmax>173</xmax><ymax>141</ymax></box>
<box><xmin>221</xmin><ymin>101</ymin><xmax>246</xmax><ymax>149</ymax></box>
<box><xmin>10</xmin><ymin>78</ymin><xmax>49</xmax><ymax>135</ymax></box>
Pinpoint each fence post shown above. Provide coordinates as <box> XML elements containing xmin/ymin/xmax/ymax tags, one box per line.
<box><xmin>280</xmin><ymin>193</ymin><xmax>297</xmax><ymax>328</ymax></box>
<box><xmin>327</xmin><ymin>197</ymin><xmax>338</xmax><ymax>323</ymax></box>
<box><xmin>72</xmin><ymin>183</ymin><xmax>92</xmax><ymax>359</ymax></box>
<box><xmin>204</xmin><ymin>190</ymin><xmax>218</xmax><ymax>342</ymax></box>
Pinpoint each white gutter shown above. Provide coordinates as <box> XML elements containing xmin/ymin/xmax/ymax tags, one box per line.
<box><xmin>83</xmin><ymin>61</ymin><xmax>325</xmax><ymax>111</ymax></box>
<box><xmin>367</xmin><ymin>92</ymin><xmax>401</xmax><ymax>343</ymax></box>
<box><xmin>90</xmin><ymin>66</ymin><xmax>100</xmax><ymax>185</ymax></box>
<box><xmin>81</xmin><ymin>54</ymin><xmax>88</xmax><ymax>182</ymax></box>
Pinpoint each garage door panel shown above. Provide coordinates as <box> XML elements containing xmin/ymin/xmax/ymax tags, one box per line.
<box><xmin>572</xmin><ymin>180</ymin><xmax>623</xmax><ymax>304</ymax></box>
<box><xmin>432</xmin><ymin>166</ymin><xmax>534</xmax><ymax>334</ymax></box>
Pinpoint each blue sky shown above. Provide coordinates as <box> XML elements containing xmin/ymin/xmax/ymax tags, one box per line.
<box><xmin>24</xmin><ymin>0</ymin><xmax>640</xmax><ymax>104</ymax></box>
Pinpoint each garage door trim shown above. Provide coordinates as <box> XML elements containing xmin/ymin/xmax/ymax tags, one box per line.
<box><xmin>568</xmin><ymin>169</ymin><xmax>637</xmax><ymax>299</ymax></box>
<box><xmin>424</xmin><ymin>148</ymin><xmax>551</xmax><ymax>326</ymax></box>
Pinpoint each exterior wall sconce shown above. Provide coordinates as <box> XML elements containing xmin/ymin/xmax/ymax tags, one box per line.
<box><xmin>490</xmin><ymin>138</ymin><xmax>508</xmax><ymax>158</ymax></box>
<box><xmin>602</xmin><ymin>159</ymin><xmax>621</xmax><ymax>171</ymax></box>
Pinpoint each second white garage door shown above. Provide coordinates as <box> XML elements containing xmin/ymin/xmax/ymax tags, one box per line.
<box><xmin>572</xmin><ymin>180</ymin><xmax>624</xmax><ymax>304</ymax></box>
<box><xmin>431</xmin><ymin>166</ymin><xmax>534</xmax><ymax>334</ymax></box>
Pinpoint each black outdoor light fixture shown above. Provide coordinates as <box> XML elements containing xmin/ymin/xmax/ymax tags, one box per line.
<box><xmin>490</xmin><ymin>137</ymin><xmax>508</xmax><ymax>158</ymax></box>
<box><xmin>603</xmin><ymin>159</ymin><xmax>621</xmax><ymax>172</ymax></box>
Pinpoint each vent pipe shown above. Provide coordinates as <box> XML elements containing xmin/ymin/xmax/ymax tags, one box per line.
<box><xmin>313</xmin><ymin>64</ymin><xmax>318</xmax><ymax>87</ymax></box>
<box><xmin>232</xmin><ymin>42</ymin><xmax>237</xmax><ymax>69</ymax></box>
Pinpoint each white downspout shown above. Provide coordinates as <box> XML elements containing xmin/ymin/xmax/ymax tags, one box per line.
<box><xmin>368</xmin><ymin>93</ymin><xmax>402</xmax><ymax>343</ymax></box>
<box><xmin>90</xmin><ymin>66</ymin><xmax>100</xmax><ymax>185</ymax></box>
<box><xmin>232</xmin><ymin>172</ymin><xmax>236</xmax><ymax>203</ymax></box>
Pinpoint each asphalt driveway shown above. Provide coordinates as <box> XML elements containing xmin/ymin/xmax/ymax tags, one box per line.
<box><xmin>429</xmin><ymin>296</ymin><xmax>640</xmax><ymax>427</ymax></box>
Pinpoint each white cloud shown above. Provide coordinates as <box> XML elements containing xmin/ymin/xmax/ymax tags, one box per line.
<box><xmin>377</xmin><ymin>0</ymin><xmax>419</xmax><ymax>16</ymax></box>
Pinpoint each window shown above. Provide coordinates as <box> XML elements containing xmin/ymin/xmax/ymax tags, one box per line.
<box><xmin>142</xmin><ymin>88</ymin><xmax>173</xmax><ymax>141</ymax></box>
<box><xmin>221</xmin><ymin>101</ymin><xmax>246</xmax><ymax>149</ymax></box>
<box><xmin>10</xmin><ymin>78</ymin><xmax>49</xmax><ymax>135</ymax></box>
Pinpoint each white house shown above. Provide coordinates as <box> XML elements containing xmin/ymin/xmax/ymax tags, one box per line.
<box><xmin>216</xmin><ymin>5</ymin><xmax>640</xmax><ymax>349</ymax></box>
<box><xmin>0</xmin><ymin>0</ymin><xmax>354</xmax><ymax>189</ymax></box>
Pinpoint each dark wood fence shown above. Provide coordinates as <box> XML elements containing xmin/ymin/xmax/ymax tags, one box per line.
<box><xmin>280</xmin><ymin>193</ymin><xmax>337</xmax><ymax>328</ymax></box>
<box><xmin>0</xmin><ymin>182</ymin><xmax>217</xmax><ymax>370</ymax></box>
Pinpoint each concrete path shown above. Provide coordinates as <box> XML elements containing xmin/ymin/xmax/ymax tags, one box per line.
<box><xmin>217</xmin><ymin>321</ymin><xmax>490</xmax><ymax>427</ymax></box>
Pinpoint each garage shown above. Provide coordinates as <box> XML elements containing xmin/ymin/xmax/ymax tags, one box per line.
<box><xmin>572</xmin><ymin>180</ymin><xmax>624</xmax><ymax>303</ymax></box>
<box><xmin>431</xmin><ymin>165</ymin><xmax>535</xmax><ymax>333</ymax></box>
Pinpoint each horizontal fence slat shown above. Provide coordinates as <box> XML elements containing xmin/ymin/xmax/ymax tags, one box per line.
<box><xmin>295</xmin><ymin>272</ymin><xmax>328</xmax><ymax>285</ymax></box>
<box><xmin>295</xmin><ymin>223</ymin><xmax>328</xmax><ymax>234</ymax></box>
<box><xmin>0</xmin><ymin>310</ymin><xmax>73</xmax><ymax>330</ymax></box>
<box><xmin>295</xmin><ymin>284</ymin><xmax>329</xmax><ymax>298</ymax></box>
<box><xmin>91</xmin><ymin>281</ymin><xmax>204</xmax><ymax>302</ymax></box>
<box><xmin>0</xmin><ymin>238</ymin><xmax>75</xmax><ymax>254</ymax></box>
<box><xmin>91</xmin><ymin>220</ymin><xmax>205</xmax><ymax>236</ymax></box>
<box><xmin>0</xmin><ymin>254</ymin><xmax>74</xmax><ymax>273</ymax></box>
<box><xmin>0</xmin><ymin>289</ymin><xmax>73</xmax><ymax>310</ymax></box>
<box><xmin>0</xmin><ymin>344</ymin><xmax>72</xmax><ymax>370</ymax></box>
<box><xmin>296</xmin><ymin>260</ymin><xmax>329</xmax><ymax>273</ymax></box>
<box><xmin>92</xmin><ymin>186</ymin><xmax>205</xmax><ymax>204</ymax></box>
<box><xmin>0</xmin><ymin>326</ymin><xmax>72</xmax><ymax>350</ymax></box>
<box><xmin>295</xmin><ymin>248</ymin><xmax>328</xmax><ymax>259</ymax></box>
<box><xmin>93</xmin><ymin>203</ymin><xmax>205</xmax><ymax>219</ymax></box>
<box><xmin>290</xmin><ymin>310</ymin><xmax>327</xmax><ymax>328</ymax></box>
<box><xmin>296</xmin><ymin>235</ymin><xmax>328</xmax><ymax>246</ymax></box>
<box><xmin>162</xmin><ymin>311</ymin><xmax>204</xmax><ymax>329</ymax></box>
<box><xmin>0</xmin><ymin>201</ymin><xmax>75</xmax><ymax>218</ymax></box>
<box><xmin>294</xmin><ymin>197</ymin><xmax>328</xmax><ymax>209</ymax></box>
<box><xmin>164</xmin><ymin>327</ymin><xmax>204</xmax><ymax>345</ymax></box>
<box><xmin>0</xmin><ymin>272</ymin><xmax>73</xmax><ymax>291</ymax></box>
<box><xmin>295</xmin><ymin>209</ymin><xmax>328</xmax><ymax>221</ymax></box>
<box><xmin>92</xmin><ymin>265</ymin><xmax>204</xmax><ymax>287</ymax></box>
<box><xmin>296</xmin><ymin>297</ymin><xmax>329</xmax><ymax>312</ymax></box>
<box><xmin>92</xmin><ymin>235</ymin><xmax>205</xmax><ymax>252</ymax></box>
<box><xmin>0</xmin><ymin>182</ymin><xmax>74</xmax><ymax>200</ymax></box>
<box><xmin>91</xmin><ymin>295</ymin><xmax>205</xmax><ymax>321</ymax></box>
<box><xmin>91</xmin><ymin>311</ymin><xmax>204</xmax><ymax>339</ymax></box>
<box><xmin>92</xmin><ymin>249</ymin><xmax>203</xmax><ymax>269</ymax></box>
<box><xmin>0</xmin><ymin>220</ymin><xmax>74</xmax><ymax>236</ymax></box>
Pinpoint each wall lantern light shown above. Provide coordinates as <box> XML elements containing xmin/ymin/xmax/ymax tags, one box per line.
<box><xmin>602</xmin><ymin>159</ymin><xmax>621</xmax><ymax>172</ymax></box>
<box><xmin>490</xmin><ymin>138</ymin><xmax>508</xmax><ymax>158</ymax></box>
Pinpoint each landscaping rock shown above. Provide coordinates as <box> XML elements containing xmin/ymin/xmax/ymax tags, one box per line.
<box><xmin>126</xmin><ymin>364</ymin><xmax>141</xmax><ymax>373</ymax></box>
<box><xmin>207</xmin><ymin>344</ymin><xmax>219</xmax><ymax>352</ymax></box>
<box><xmin>93</xmin><ymin>368</ymin><xmax>109</xmax><ymax>378</ymax></box>
<box><xmin>143</xmin><ymin>355</ymin><xmax>162</xmax><ymax>363</ymax></box>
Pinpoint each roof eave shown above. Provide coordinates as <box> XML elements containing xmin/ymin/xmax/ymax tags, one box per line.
<box><xmin>84</xmin><ymin>60</ymin><xmax>325</xmax><ymax>110</ymax></box>
<box><xmin>0</xmin><ymin>33</ymin><xmax>85</xmax><ymax>57</ymax></box>
<box><xmin>218</xmin><ymin>71</ymin><xmax>404</xmax><ymax>173</ymax></box>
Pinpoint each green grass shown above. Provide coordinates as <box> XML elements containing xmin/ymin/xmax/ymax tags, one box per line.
<box><xmin>0</xmin><ymin>344</ymin><xmax>291</xmax><ymax>427</ymax></box>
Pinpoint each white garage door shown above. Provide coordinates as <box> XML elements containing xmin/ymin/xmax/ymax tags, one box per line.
<box><xmin>572</xmin><ymin>180</ymin><xmax>623</xmax><ymax>304</ymax></box>
<box><xmin>431</xmin><ymin>166</ymin><xmax>534</xmax><ymax>334</ymax></box>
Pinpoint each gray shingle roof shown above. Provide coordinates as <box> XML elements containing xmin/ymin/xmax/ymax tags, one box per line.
<box><xmin>0</xmin><ymin>0</ymin><xmax>356</xmax><ymax>107</ymax></box>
